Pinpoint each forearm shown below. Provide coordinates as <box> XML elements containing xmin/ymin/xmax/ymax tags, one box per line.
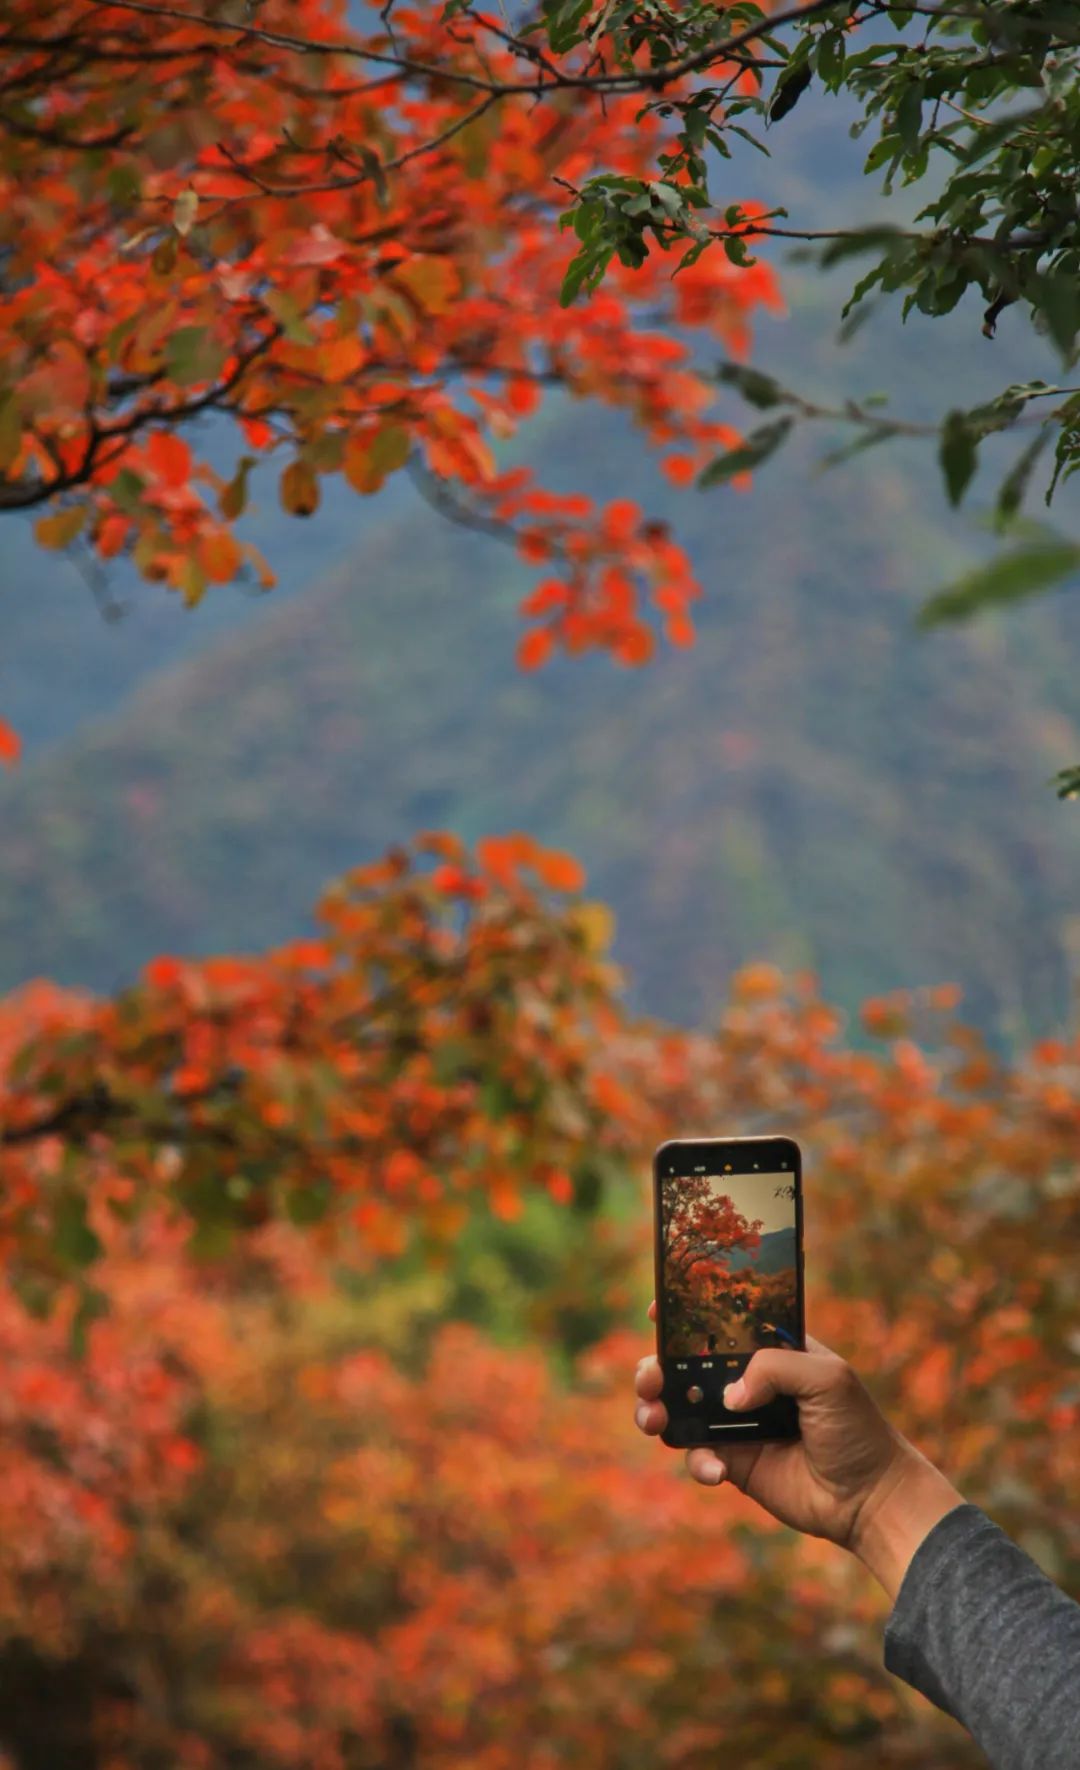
<box><xmin>852</xmin><ymin>1456</ymin><xmax>1080</xmax><ymax>1770</ymax></box>
<box><xmin>850</xmin><ymin>1442</ymin><xmax>967</xmax><ymax>1603</ymax></box>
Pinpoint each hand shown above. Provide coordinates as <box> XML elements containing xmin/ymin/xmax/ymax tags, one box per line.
<box><xmin>635</xmin><ymin>1302</ymin><xmax>965</xmax><ymax>1599</ymax></box>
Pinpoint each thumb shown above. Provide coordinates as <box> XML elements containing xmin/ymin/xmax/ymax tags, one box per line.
<box><xmin>724</xmin><ymin>1346</ymin><xmax>843</xmax><ymax>1411</ymax></box>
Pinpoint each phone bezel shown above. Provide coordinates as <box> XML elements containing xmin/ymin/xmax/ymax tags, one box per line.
<box><xmin>652</xmin><ymin>1134</ymin><xmax>805</xmax><ymax>1446</ymax></box>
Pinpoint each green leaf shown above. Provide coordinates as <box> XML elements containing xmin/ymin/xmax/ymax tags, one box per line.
<box><xmin>819</xmin><ymin>425</ymin><xmax>898</xmax><ymax>470</ymax></box>
<box><xmin>68</xmin><ymin>1283</ymin><xmax>109</xmax><ymax>1362</ymax></box>
<box><xmin>816</xmin><ymin>31</ymin><xmax>845</xmax><ymax>84</ymax></box>
<box><xmin>108</xmin><ymin>468</ymin><xmax>146</xmax><ymax>515</ymax></box>
<box><xmin>1033</xmin><ymin>274</ymin><xmax>1080</xmax><ymax>357</ymax></box>
<box><xmin>219</xmin><ymin>455</ymin><xmax>255</xmax><ymax>522</ymax></box>
<box><xmin>107</xmin><ymin>162</ymin><xmax>141</xmax><ymax>207</ymax></box>
<box><xmin>767</xmin><ymin>63</ymin><xmax>812</xmax><ymax>126</ymax></box>
<box><xmin>673</xmin><ymin>238</ymin><xmax>710</xmax><ymax>276</ymax></box>
<box><xmin>722</xmin><ymin>233</ymin><xmax>755</xmax><ymax>268</ymax></box>
<box><xmin>480</xmin><ymin>1075</ymin><xmax>518</xmax><ymax>1120</ymax></box>
<box><xmin>821</xmin><ymin>226</ymin><xmax>904</xmax><ymax>268</ymax></box>
<box><xmin>996</xmin><ymin>428</ymin><xmax>1053</xmax><ymax>528</ymax></box>
<box><xmin>559</xmin><ymin>244</ymin><xmax>612</xmax><ymax>306</ymax></box>
<box><xmin>1050</xmin><ymin>763</ymin><xmax>1080</xmax><ymax>801</ymax></box>
<box><xmin>543</xmin><ymin>0</ymin><xmax>593</xmax><ymax>54</ymax></box>
<box><xmin>697</xmin><ymin>418</ymin><xmax>794</xmax><ymax>487</ymax></box>
<box><xmin>369</xmin><ymin>425</ymin><xmax>412</xmax><ymax>478</ymax></box>
<box><xmin>187</xmin><ymin>1217</ymin><xmax>236</xmax><ymax>1260</ymax></box>
<box><xmin>265</xmin><ymin>290</ymin><xmax>314</xmax><ymax>345</ymax></box>
<box><xmin>896</xmin><ymin>81</ymin><xmax>924</xmax><ymax>153</ymax></box>
<box><xmin>918</xmin><ymin>537</ymin><xmax>1080</xmax><ymax>628</ymax></box>
<box><xmin>716</xmin><ymin>361</ymin><xmax>788</xmax><ymax>409</ymax></box>
<box><xmin>165</xmin><ymin>326</ymin><xmax>226</xmax><ymax>388</ymax></box>
<box><xmin>53</xmin><ymin>1192</ymin><xmax>104</xmax><ymax>1270</ymax></box>
<box><xmin>285</xmin><ymin>1178</ymin><xmax>333</xmax><ymax>1226</ymax></box>
<box><xmin>726</xmin><ymin>124</ymin><xmax>769</xmax><ymax>157</ymax></box>
<box><xmin>10</xmin><ymin>1273</ymin><xmax>55</xmax><ymax>1323</ymax></box>
<box><xmin>939</xmin><ymin>410</ymin><xmax>979</xmax><ymax>508</ymax></box>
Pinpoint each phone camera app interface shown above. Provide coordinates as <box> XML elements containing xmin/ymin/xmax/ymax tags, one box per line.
<box><xmin>661</xmin><ymin>1167</ymin><xmax>799</xmax><ymax>1386</ymax></box>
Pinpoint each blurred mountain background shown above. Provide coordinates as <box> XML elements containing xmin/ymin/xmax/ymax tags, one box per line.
<box><xmin>727</xmin><ymin>1229</ymin><xmax>796</xmax><ymax>1276</ymax></box>
<box><xmin>2</xmin><ymin>86</ymin><xmax>1079</xmax><ymax>1053</ymax></box>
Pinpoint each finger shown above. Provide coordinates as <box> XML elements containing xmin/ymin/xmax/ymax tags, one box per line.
<box><xmin>635</xmin><ymin>1355</ymin><xmax>664</xmax><ymax>1402</ymax></box>
<box><xmin>634</xmin><ymin>1397</ymin><xmax>667</xmax><ymax>1435</ymax></box>
<box><xmin>805</xmin><ymin>1331</ymin><xmax>836</xmax><ymax>1357</ymax></box>
<box><xmin>686</xmin><ymin>1448</ymin><xmax>727</xmax><ymax>1487</ymax></box>
<box><xmin>713</xmin><ymin>1440</ymin><xmax>764</xmax><ymax>1494</ymax></box>
<box><xmin>647</xmin><ymin>1298</ymin><xmax>657</xmax><ymax>1322</ymax></box>
<box><xmin>723</xmin><ymin>1346</ymin><xmax>844</xmax><ymax>1412</ymax></box>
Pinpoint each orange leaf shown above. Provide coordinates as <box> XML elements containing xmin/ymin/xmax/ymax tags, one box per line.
<box><xmin>391</xmin><ymin>256</ymin><xmax>460</xmax><ymax>316</ymax></box>
<box><xmin>732</xmin><ymin>962</ymin><xmax>783</xmax><ymax>1001</ymax></box>
<box><xmin>320</xmin><ymin>334</ymin><xmax>366</xmax><ymax>382</ymax></box>
<box><xmin>199</xmin><ymin>529</ymin><xmax>243</xmax><ymax>583</ymax></box>
<box><xmin>489</xmin><ymin>1177</ymin><xmax>523</xmax><ymax>1222</ymax></box>
<box><xmin>532</xmin><ymin>849</ymin><xmax>586</xmax><ymax>893</ymax></box>
<box><xmin>280</xmin><ymin>458</ymin><xmax>320</xmax><ymax>516</ymax></box>
<box><xmin>146</xmin><ymin>431</ymin><xmax>192</xmax><ymax>488</ymax></box>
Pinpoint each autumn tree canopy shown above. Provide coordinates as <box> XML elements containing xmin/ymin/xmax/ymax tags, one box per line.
<box><xmin>4</xmin><ymin>1</ymin><xmax>1080</xmax><ymax>788</ymax></box>
<box><xmin>0</xmin><ymin>837</ymin><xmax>1076</xmax><ymax>1766</ymax></box>
<box><xmin>0</xmin><ymin>0</ymin><xmax>782</xmax><ymax>680</ymax></box>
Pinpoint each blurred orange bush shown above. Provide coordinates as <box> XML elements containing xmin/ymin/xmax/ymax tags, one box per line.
<box><xmin>0</xmin><ymin>838</ymin><xmax>1076</xmax><ymax>1767</ymax></box>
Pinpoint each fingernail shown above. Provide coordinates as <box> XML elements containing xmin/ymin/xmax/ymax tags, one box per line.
<box><xmin>724</xmin><ymin>1379</ymin><xmax>747</xmax><ymax>1409</ymax></box>
<box><xmin>703</xmin><ymin>1461</ymin><xmax>726</xmax><ymax>1486</ymax></box>
<box><xmin>635</xmin><ymin>1403</ymin><xmax>650</xmax><ymax>1431</ymax></box>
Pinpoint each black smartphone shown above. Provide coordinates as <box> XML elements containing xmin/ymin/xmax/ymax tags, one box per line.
<box><xmin>653</xmin><ymin>1134</ymin><xmax>805</xmax><ymax>1447</ymax></box>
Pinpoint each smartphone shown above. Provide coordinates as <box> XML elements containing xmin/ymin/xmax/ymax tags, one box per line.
<box><xmin>653</xmin><ymin>1135</ymin><xmax>805</xmax><ymax>1447</ymax></box>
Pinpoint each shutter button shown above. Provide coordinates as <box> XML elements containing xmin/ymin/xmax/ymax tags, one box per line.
<box><xmin>686</xmin><ymin>1384</ymin><xmax>704</xmax><ymax>1404</ymax></box>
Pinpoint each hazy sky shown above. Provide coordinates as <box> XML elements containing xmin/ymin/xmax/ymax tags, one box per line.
<box><xmin>704</xmin><ymin>1171</ymin><xmax>796</xmax><ymax>1237</ymax></box>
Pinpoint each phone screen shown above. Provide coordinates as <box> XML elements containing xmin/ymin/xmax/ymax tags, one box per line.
<box><xmin>654</xmin><ymin>1137</ymin><xmax>804</xmax><ymax>1445</ymax></box>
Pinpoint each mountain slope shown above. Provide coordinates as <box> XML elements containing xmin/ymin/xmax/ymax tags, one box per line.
<box><xmin>1</xmin><ymin>385</ymin><xmax>1078</xmax><ymax>1049</ymax></box>
<box><xmin>728</xmin><ymin>1230</ymin><xmax>796</xmax><ymax>1277</ymax></box>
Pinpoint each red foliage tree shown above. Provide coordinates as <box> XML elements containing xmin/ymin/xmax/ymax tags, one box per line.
<box><xmin>0</xmin><ymin>0</ymin><xmax>781</xmax><ymax>686</ymax></box>
<box><xmin>0</xmin><ymin>850</ymin><xmax>1076</xmax><ymax>1766</ymax></box>
<box><xmin>660</xmin><ymin>1173</ymin><xmax>766</xmax><ymax>1355</ymax></box>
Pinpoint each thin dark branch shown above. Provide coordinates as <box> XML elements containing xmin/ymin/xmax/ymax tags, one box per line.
<box><xmin>0</xmin><ymin>327</ymin><xmax>281</xmax><ymax>510</ymax></box>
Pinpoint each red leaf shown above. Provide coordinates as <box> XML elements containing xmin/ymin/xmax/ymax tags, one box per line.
<box><xmin>517</xmin><ymin>627</ymin><xmax>554</xmax><ymax>671</ymax></box>
<box><xmin>0</xmin><ymin>719</ymin><xmax>21</xmax><ymax>768</ymax></box>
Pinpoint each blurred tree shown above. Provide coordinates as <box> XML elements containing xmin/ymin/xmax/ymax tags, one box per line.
<box><xmin>0</xmin><ymin>831</ymin><xmax>653</xmax><ymax>1337</ymax></box>
<box><xmin>0</xmin><ymin>856</ymin><xmax>1076</xmax><ymax>1766</ymax></box>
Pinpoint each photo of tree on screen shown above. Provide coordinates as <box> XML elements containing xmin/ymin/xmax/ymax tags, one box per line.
<box><xmin>661</xmin><ymin>1173</ymin><xmax>799</xmax><ymax>1358</ymax></box>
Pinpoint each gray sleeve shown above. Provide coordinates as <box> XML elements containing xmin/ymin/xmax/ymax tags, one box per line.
<box><xmin>884</xmin><ymin>1501</ymin><xmax>1080</xmax><ymax>1769</ymax></box>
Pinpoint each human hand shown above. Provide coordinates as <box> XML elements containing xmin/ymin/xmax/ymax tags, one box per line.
<box><xmin>635</xmin><ymin>1301</ymin><xmax>964</xmax><ymax>1598</ymax></box>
